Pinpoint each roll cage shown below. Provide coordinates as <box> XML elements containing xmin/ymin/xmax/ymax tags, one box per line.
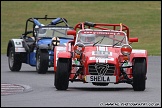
<box><xmin>74</xmin><ymin>21</ymin><xmax>130</xmax><ymax>41</ymax></box>
<box><xmin>23</xmin><ymin>15</ymin><xmax>73</xmax><ymax>38</ymax></box>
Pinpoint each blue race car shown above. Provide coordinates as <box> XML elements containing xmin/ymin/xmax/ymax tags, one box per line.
<box><xmin>6</xmin><ymin>15</ymin><xmax>74</xmax><ymax>74</ymax></box>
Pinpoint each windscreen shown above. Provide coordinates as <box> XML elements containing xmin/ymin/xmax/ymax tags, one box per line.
<box><xmin>76</xmin><ymin>30</ymin><xmax>128</xmax><ymax>46</ymax></box>
<box><xmin>36</xmin><ymin>27</ymin><xmax>74</xmax><ymax>39</ymax></box>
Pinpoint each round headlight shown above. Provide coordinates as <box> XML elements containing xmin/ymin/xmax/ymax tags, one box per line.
<box><xmin>52</xmin><ymin>37</ymin><xmax>60</xmax><ymax>46</ymax></box>
<box><xmin>121</xmin><ymin>44</ymin><xmax>132</xmax><ymax>56</ymax></box>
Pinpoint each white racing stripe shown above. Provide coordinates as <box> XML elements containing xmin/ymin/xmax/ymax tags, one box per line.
<box><xmin>132</xmin><ymin>49</ymin><xmax>146</xmax><ymax>53</ymax></box>
<box><xmin>97</xmin><ymin>46</ymin><xmax>108</xmax><ymax>63</ymax></box>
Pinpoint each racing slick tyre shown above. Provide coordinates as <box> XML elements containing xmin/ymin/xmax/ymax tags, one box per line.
<box><xmin>54</xmin><ymin>58</ymin><xmax>71</xmax><ymax>90</ymax></box>
<box><xmin>36</xmin><ymin>49</ymin><xmax>49</xmax><ymax>74</ymax></box>
<box><xmin>8</xmin><ymin>47</ymin><xmax>22</xmax><ymax>71</ymax></box>
<box><xmin>132</xmin><ymin>58</ymin><xmax>147</xmax><ymax>91</ymax></box>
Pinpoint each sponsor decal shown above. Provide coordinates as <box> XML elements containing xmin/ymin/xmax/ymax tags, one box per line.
<box><xmin>13</xmin><ymin>39</ymin><xmax>23</xmax><ymax>47</ymax></box>
<box><xmin>12</xmin><ymin>39</ymin><xmax>26</xmax><ymax>52</ymax></box>
<box><xmin>82</xmin><ymin>31</ymin><xmax>125</xmax><ymax>36</ymax></box>
<box><xmin>15</xmin><ymin>48</ymin><xmax>26</xmax><ymax>52</ymax></box>
<box><xmin>15</xmin><ymin>42</ymin><xmax>21</xmax><ymax>45</ymax></box>
<box><xmin>90</xmin><ymin>46</ymin><xmax>114</xmax><ymax>63</ymax></box>
<box><xmin>89</xmin><ymin>57</ymin><xmax>114</xmax><ymax>61</ymax></box>
<box><xmin>92</xmin><ymin>51</ymin><xmax>112</xmax><ymax>56</ymax></box>
<box><xmin>94</xmin><ymin>46</ymin><xmax>112</xmax><ymax>56</ymax></box>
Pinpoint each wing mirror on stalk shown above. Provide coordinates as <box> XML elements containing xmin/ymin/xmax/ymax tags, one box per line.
<box><xmin>67</xmin><ymin>30</ymin><xmax>76</xmax><ymax>36</ymax></box>
<box><xmin>129</xmin><ymin>38</ymin><xmax>138</xmax><ymax>42</ymax></box>
<box><xmin>129</xmin><ymin>37</ymin><xmax>138</xmax><ymax>45</ymax></box>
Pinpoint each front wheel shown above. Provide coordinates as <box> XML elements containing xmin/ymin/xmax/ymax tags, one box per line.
<box><xmin>8</xmin><ymin>47</ymin><xmax>22</xmax><ymax>71</ymax></box>
<box><xmin>132</xmin><ymin>58</ymin><xmax>147</xmax><ymax>91</ymax></box>
<box><xmin>54</xmin><ymin>58</ymin><xmax>71</xmax><ymax>90</ymax></box>
<box><xmin>36</xmin><ymin>49</ymin><xmax>49</xmax><ymax>74</ymax></box>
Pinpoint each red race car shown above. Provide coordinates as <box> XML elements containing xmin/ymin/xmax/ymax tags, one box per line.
<box><xmin>53</xmin><ymin>21</ymin><xmax>148</xmax><ymax>91</ymax></box>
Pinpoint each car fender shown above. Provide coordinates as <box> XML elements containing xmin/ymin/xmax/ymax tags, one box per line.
<box><xmin>58</xmin><ymin>52</ymin><xmax>71</xmax><ymax>58</ymax></box>
<box><xmin>131</xmin><ymin>49</ymin><xmax>147</xmax><ymax>58</ymax></box>
<box><xmin>131</xmin><ymin>49</ymin><xmax>148</xmax><ymax>65</ymax></box>
<box><xmin>54</xmin><ymin>46</ymin><xmax>67</xmax><ymax>71</ymax></box>
<box><xmin>37</xmin><ymin>44</ymin><xmax>49</xmax><ymax>50</ymax></box>
<box><xmin>35</xmin><ymin>44</ymin><xmax>49</xmax><ymax>58</ymax></box>
<box><xmin>7</xmin><ymin>39</ymin><xmax>26</xmax><ymax>56</ymax></box>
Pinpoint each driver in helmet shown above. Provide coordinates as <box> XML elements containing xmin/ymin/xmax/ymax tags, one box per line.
<box><xmin>34</xmin><ymin>24</ymin><xmax>47</xmax><ymax>37</ymax></box>
<box><xmin>79</xmin><ymin>33</ymin><xmax>95</xmax><ymax>43</ymax></box>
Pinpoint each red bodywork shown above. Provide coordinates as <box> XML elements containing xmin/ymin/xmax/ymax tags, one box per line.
<box><xmin>54</xmin><ymin>22</ymin><xmax>148</xmax><ymax>89</ymax></box>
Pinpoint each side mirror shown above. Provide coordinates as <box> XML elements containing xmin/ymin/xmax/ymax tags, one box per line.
<box><xmin>129</xmin><ymin>38</ymin><xmax>138</xmax><ymax>42</ymax></box>
<box><xmin>67</xmin><ymin>30</ymin><xmax>76</xmax><ymax>36</ymax></box>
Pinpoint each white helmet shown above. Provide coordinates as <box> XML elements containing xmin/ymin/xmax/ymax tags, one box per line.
<box><xmin>79</xmin><ymin>33</ymin><xmax>95</xmax><ymax>43</ymax></box>
<box><xmin>35</xmin><ymin>24</ymin><xmax>47</xmax><ymax>37</ymax></box>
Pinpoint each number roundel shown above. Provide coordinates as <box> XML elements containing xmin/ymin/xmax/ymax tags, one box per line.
<box><xmin>52</xmin><ymin>37</ymin><xmax>60</xmax><ymax>46</ymax></box>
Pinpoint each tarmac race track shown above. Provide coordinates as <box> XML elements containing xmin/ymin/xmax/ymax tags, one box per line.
<box><xmin>1</xmin><ymin>55</ymin><xmax>161</xmax><ymax>107</ymax></box>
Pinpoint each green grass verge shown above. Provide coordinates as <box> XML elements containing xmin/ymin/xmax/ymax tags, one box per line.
<box><xmin>1</xmin><ymin>1</ymin><xmax>161</xmax><ymax>55</ymax></box>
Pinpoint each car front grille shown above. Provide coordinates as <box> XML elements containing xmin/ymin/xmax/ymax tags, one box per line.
<box><xmin>88</xmin><ymin>63</ymin><xmax>115</xmax><ymax>76</ymax></box>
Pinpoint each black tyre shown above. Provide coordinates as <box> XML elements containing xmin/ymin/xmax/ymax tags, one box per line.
<box><xmin>54</xmin><ymin>58</ymin><xmax>71</xmax><ymax>90</ymax></box>
<box><xmin>8</xmin><ymin>47</ymin><xmax>22</xmax><ymax>71</ymax></box>
<box><xmin>36</xmin><ymin>49</ymin><xmax>49</xmax><ymax>74</ymax></box>
<box><xmin>132</xmin><ymin>58</ymin><xmax>147</xmax><ymax>91</ymax></box>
